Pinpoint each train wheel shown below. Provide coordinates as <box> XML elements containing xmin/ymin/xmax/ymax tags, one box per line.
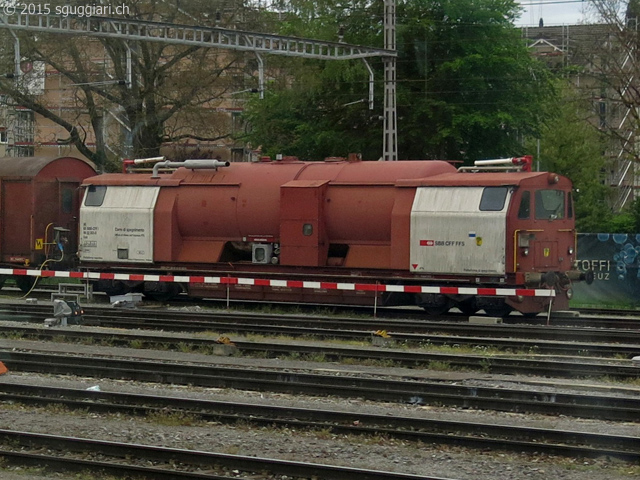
<box><xmin>93</xmin><ymin>280</ymin><xmax>129</xmax><ymax>297</ymax></box>
<box><xmin>422</xmin><ymin>305</ymin><xmax>450</xmax><ymax>316</ymax></box>
<box><xmin>142</xmin><ymin>282</ymin><xmax>181</xmax><ymax>301</ymax></box>
<box><xmin>14</xmin><ymin>275</ymin><xmax>36</xmax><ymax>293</ymax></box>
<box><xmin>416</xmin><ymin>293</ymin><xmax>450</xmax><ymax>315</ymax></box>
<box><xmin>483</xmin><ymin>306</ymin><xmax>512</xmax><ymax>318</ymax></box>
<box><xmin>457</xmin><ymin>299</ymin><xmax>478</xmax><ymax>316</ymax></box>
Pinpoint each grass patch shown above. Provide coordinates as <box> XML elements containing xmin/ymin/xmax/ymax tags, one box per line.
<box><xmin>427</xmin><ymin>360</ymin><xmax>453</xmax><ymax>371</ymax></box>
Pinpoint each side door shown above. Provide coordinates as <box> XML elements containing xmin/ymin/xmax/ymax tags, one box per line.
<box><xmin>410</xmin><ymin>186</ymin><xmax>511</xmax><ymax>275</ymax></box>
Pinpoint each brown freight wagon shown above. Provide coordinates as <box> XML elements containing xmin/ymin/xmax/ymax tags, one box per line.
<box><xmin>0</xmin><ymin>156</ymin><xmax>96</xmax><ymax>291</ymax></box>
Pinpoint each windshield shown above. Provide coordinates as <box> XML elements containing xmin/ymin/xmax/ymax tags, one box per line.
<box><xmin>535</xmin><ymin>189</ymin><xmax>564</xmax><ymax>220</ymax></box>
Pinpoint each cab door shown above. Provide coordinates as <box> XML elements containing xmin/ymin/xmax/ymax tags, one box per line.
<box><xmin>59</xmin><ymin>181</ymin><xmax>80</xmax><ymax>253</ymax></box>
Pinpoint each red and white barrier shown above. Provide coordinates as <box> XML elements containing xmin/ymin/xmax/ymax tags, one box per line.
<box><xmin>0</xmin><ymin>268</ymin><xmax>556</xmax><ymax>298</ymax></box>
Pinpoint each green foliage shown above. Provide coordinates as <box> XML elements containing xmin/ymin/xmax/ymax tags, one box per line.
<box><xmin>397</xmin><ymin>0</ymin><xmax>554</xmax><ymax>160</ymax></box>
<box><xmin>243</xmin><ymin>70</ymin><xmax>381</xmax><ymax>160</ymax></box>
<box><xmin>605</xmin><ymin>212</ymin><xmax>636</xmax><ymax>233</ymax></box>
<box><xmin>243</xmin><ymin>0</ymin><xmax>555</xmax><ymax>162</ymax></box>
<box><xmin>633</xmin><ymin>197</ymin><xmax>640</xmax><ymax>231</ymax></box>
<box><xmin>531</xmin><ymin>83</ymin><xmax>611</xmax><ymax>232</ymax></box>
<box><xmin>597</xmin><ymin>198</ymin><xmax>640</xmax><ymax>234</ymax></box>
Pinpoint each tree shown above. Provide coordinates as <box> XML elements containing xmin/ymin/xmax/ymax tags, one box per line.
<box><xmin>0</xmin><ymin>0</ymin><xmax>254</xmax><ymax>170</ymax></box>
<box><xmin>532</xmin><ymin>82</ymin><xmax>611</xmax><ymax>232</ymax></box>
<box><xmin>242</xmin><ymin>0</ymin><xmax>555</xmax><ymax>162</ymax></box>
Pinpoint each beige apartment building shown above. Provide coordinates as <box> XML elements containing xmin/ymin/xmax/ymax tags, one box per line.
<box><xmin>523</xmin><ymin>22</ymin><xmax>640</xmax><ymax>210</ymax></box>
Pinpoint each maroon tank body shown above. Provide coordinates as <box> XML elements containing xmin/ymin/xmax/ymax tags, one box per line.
<box><xmin>164</xmin><ymin>158</ymin><xmax>456</xmax><ymax>243</ymax></box>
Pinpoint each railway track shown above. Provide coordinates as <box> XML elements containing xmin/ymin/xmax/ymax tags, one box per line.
<box><xmin>1</xmin><ymin>323</ymin><xmax>640</xmax><ymax>378</ymax></box>
<box><xmin>3</xmin><ymin>294</ymin><xmax>640</xmax><ymax>329</ymax></box>
<box><xmin>1</xmin><ymin>349</ymin><xmax>639</xmax><ymax>422</ymax></box>
<box><xmin>0</xmin><ymin>428</ymin><xmax>434</xmax><ymax>480</ymax></box>
<box><xmin>1</xmin><ymin>299</ymin><xmax>640</xmax><ymax>478</ymax></box>
<box><xmin>1</xmin><ymin>383</ymin><xmax>639</xmax><ymax>462</ymax></box>
<box><xmin>3</xmin><ymin>302</ymin><xmax>640</xmax><ymax>349</ymax></box>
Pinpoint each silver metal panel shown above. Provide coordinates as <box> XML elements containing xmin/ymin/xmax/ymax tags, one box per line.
<box><xmin>410</xmin><ymin>187</ymin><xmax>510</xmax><ymax>275</ymax></box>
<box><xmin>79</xmin><ymin>186</ymin><xmax>159</xmax><ymax>263</ymax></box>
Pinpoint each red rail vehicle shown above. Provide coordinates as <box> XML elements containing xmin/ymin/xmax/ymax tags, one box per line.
<box><xmin>0</xmin><ymin>156</ymin><xmax>96</xmax><ymax>291</ymax></box>
<box><xmin>77</xmin><ymin>154</ymin><xmax>587</xmax><ymax>316</ymax></box>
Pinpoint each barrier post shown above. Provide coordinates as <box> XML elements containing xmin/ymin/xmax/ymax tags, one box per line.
<box><xmin>373</xmin><ymin>281</ymin><xmax>379</xmax><ymax>318</ymax></box>
<box><xmin>226</xmin><ymin>275</ymin><xmax>230</xmax><ymax>310</ymax></box>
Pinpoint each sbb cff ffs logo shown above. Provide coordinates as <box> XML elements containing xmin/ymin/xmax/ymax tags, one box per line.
<box><xmin>420</xmin><ymin>240</ymin><xmax>466</xmax><ymax>247</ymax></box>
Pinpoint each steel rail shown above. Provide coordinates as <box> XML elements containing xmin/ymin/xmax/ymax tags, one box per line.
<box><xmin>0</xmin><ymin>429</ymin><xmax>432</xmax><ymax>480</ymax></box>
<box><xmin>70</xmin><ymin>319</ymin><xmax>640</xmax><ymax>357</ymax></box>
<box><xmin>1</xmin><ymin>324</ymin><xmax>639</xmax><ymax>377</ymax></box>
<box><xmin>1</xmin><ymin>350</ymin><xmax>640</xmax><ymax>421</ymax></box>
<box><xmin>4</xmin><ymin>302</ymin><xmax>640</xmax><ymax>345</ymax></box>
<box><xmin>2</xmin><ymin>383</ymin><xmax>640</xmax><ymax>461</ymax></box>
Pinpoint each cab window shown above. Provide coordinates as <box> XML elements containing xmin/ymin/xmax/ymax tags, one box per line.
<box><xmin>567</xmin><ymin>192</ymin><xmax>573</xmax><ymax>218</ymax></box>
<box><xmin>480</xmin><ymin>187</ymin><xmax>508</xmax><ymax>211</ymax></box>
<box><xmin>518</xmin><ymin>191</ymin><xmax>530</xmax><ymax>219</ymax></box>
<box><xmin>535</xmin><ymin>190</ymin><xmax>564</xmax><ymax>220</ymax></box>
<box><xmin>84</xmin><ymin>185</ymin><xmax>107</xmax><ymax>207</ymax></box>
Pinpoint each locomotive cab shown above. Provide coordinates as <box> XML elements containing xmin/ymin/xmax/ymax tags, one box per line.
<box><xmin>408</xmin><ymin>157</ymin><xmax>580</xmax><ymax>315</ymax></box>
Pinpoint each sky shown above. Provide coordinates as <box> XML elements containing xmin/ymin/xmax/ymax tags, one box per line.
<box><xmin>515</xmin><ymin>0</ymin><xmax>597</xmax><ymax>27</ymax></box>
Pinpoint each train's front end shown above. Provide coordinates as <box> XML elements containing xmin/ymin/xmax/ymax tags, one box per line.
<box><xmin>505</xmin><ymin>165</ymin><xmax>586</xmax><ymax>313</ymax></box>
<box><xmin>409</xmin><ymin>157</ymin><xmax>586</xmax><ymax>316</ymax></box>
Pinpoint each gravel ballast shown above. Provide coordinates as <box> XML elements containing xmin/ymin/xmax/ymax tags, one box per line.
<box><xmin>1</xmin><ymin>332</ymin><xmax>640</xmax><ymax>480</ymax></box>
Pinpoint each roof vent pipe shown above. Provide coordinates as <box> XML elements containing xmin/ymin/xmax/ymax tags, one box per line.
<box><xmin>151</xmin><ymin>159</ymin><xmax>230</xmax><ymax>178</ymax></box>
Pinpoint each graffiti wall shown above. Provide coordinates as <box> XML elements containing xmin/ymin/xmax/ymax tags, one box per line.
<box><xmin>572</xmin><ymin>233</ymin><xmax>640</xmax><ymax>307</ymax></box>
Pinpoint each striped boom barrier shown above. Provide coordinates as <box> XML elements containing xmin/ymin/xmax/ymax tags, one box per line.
<box><xmin>0</xmin><ymin>268</ymin><xmax>556</xmax><ymax>298</ymax></box>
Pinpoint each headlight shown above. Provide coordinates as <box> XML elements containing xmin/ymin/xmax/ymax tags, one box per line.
<box><xmin>568</xmin><ymin>246</ymin><xmax>574</xmax><ymax>255</ymax></box>
<box><xmin>566</xmin><ymin>288</ymin><xmax>573</xmax><ymax>299</ymax></box>
<box><xmin>523</xmin><ymin>248</ymin><xmax>529</xmax><ymax>256</ymax></box>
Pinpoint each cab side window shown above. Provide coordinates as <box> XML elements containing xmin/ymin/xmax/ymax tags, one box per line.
<box><xmin>85</xmin><ymin>185</ymin><xmax>107</xmax><ymax>207</ymax></box>
<box><xmin>518</xmin><ymin>191</ymin><xmax>530</xmax><ymax>219</ymax></box>
<box><xmin>479</xmin><ymin>187</ymin><xmax>508</xmax><ymax>211</ymax></box>
<box><xmin>567</xmin><ymin>192</ymin><xmax>573</xmax><ymax>218</ymax></box>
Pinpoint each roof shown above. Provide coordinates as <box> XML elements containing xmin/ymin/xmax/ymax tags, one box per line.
<box><xmin>0</xmin><ymin>156</ymin><xmax>89</xmax><ymax>178</ymax></box>
<box><xmin>397</xmin><ymin>171</ymin><xmax>570</xmax><ymax>187</ymax></box>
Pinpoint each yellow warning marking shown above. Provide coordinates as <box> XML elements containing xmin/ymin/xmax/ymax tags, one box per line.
<box><xmin>35</xmin><ymin>238</ymin><xmax>43</xmax><ymax>250</ymax></box>
<box><xmin>543</xmin><ymin>247</ymin><xmax>550</xmax><ymax>257</ymax></box>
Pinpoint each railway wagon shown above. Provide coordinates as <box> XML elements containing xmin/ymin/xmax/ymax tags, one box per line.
<box><xmin>0</xmin><ymin>156</ymin><xmax>96</xmax><ymax>291</ymax></box>
<box><xmin>78</xmin><ymin>155</ymin><xmax>585</xmax><ymax>315</ymax></box>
